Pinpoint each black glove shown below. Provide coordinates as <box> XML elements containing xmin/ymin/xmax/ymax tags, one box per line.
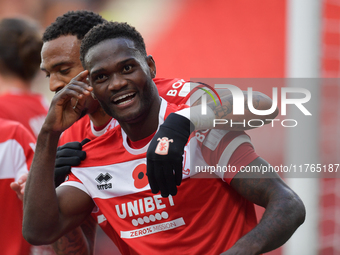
<box><xmin>147</xmin><ymin>113</ymin><xmax>193</xmax><ymax>197</ymax></box>
<box><xmin>54</xmin><ymin>138</ymin><xmax>91</xmax><ymax>187</ymax></box>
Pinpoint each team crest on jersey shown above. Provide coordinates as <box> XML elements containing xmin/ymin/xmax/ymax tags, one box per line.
<box><xmin>96</xmin><ymin>173</ymin><xmax>113</xmax><ymax>190</ymax></box>
<box><xmin>155</xmin><ymin>137</ymin><xmax>173</xmax><ymax>155</ymax></box>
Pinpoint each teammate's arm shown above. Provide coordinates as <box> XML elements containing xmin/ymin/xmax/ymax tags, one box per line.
<box><xmin>224</xmin><ymin>157</ymin><xmax>305</xmax><ymax>254</ymax></box>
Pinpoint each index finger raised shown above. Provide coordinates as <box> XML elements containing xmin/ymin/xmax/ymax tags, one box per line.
<box><xmin>72</xmin><ymin>70</ymin><xmax>89</xmax><ymax>83</ymax></box>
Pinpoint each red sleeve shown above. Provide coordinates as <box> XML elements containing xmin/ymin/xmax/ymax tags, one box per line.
<box><xmin>223</xmin><ymin>143</ymin><xmax>259</xmax><ymax>184</ymax></box>
<box><xmin>154</xmin><ymin>78</ymin><xmax>192</xmax><ymax>105</ymax></box>
<box><xmin>197</xmin><ymin>130</ymin><xmax>259</xmax><ymax>184</ymax></box>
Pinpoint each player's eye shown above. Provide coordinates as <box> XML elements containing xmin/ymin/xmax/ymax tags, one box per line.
<box><xmin>95</xmin><ymin>74</ymin><xmax>108</xmax><ymax>82</ymax></box>
<box><xmin>60</xmin><ymin>68</ymin><xmax>71</xmax><ymax>75</ymax></box>
<box><xmin>123</xmin><ymin>65</ymin><xmax>132</xmax><ymax>73</ymax></box>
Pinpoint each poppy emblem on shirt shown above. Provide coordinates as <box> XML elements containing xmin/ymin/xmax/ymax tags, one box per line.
<box><xmin>132</xmin><ymin>164</ymin><xmax>148</xmax><ymax>189</ymax></box>
<box><xmin>155</xmin><ymin>137</ymin><xmax>173</xmax><ymax>155</ymax></box>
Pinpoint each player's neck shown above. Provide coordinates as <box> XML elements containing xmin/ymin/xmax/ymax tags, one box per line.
<box><xmin>88</xmin><ymin>108</ymin><xmax>112</xmax><ymax>128</ymax></box>
<box><xmin>120</xmin><ymin>96</ymin><xmax>161</xmax><ymax>142</ymax></box>
<box><xmin>0</xmin><ymin>75</ymin><xmax>31</xmax><ymax>95</ymax></box>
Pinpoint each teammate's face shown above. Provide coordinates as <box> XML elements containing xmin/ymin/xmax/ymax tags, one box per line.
<box><xmin>85</xmin><ymin>38</ymin><xmax>157</xmax><ymax>124</ymax></box>
<box><xmin>40</xmin><ymin>35</ymin><xmax>101</xmax><ymax>115</ymax></box>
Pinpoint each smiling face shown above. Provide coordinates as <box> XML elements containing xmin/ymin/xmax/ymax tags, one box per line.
<box><xmin>40</xmin><ymin>35</ymin><xmax>101</xmax><ymax>116</ymax></box>
<box><xmin>85</xmin><ymin>37</ymin><xmax>157</xmax><ymax>124</ymax></box>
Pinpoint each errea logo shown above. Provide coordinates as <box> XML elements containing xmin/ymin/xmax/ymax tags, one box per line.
<box><xmin>96</xmin><ymin>173</ymin><xmax>112</xmax><ymax>190</ymax></box>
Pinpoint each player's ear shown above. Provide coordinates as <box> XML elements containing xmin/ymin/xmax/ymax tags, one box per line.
<box><xmin>147</xmin><ymin>55</ymin><xmax>156</xmax><ymax>78</ymax></box>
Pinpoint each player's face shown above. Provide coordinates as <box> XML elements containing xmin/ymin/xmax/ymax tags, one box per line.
<box><xmin>85</xmin><ymin>38</ymin><xmax>157</xmax><ymax>124</ymax></box>
<box><xmin>41</xmin><ymin>35</ymin><xmax>101</xmax><ymax>115</ymax></box>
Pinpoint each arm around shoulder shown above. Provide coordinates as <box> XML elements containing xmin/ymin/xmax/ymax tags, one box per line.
<box><xmin>223</xmin><ymin>157</ymin><xmax>305</xmax><ymax>254</ymax></box>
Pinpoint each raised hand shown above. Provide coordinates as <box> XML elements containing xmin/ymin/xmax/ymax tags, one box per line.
<box><xmin>43</xmin><ymin>70</ymin><xmax>92</xmax><ymax>134</ymax></box>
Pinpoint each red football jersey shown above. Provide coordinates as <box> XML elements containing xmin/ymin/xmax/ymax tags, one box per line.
<box><xmin>0</xmin><ymin>92</ymin><xmax>48</xmax><ymax>138</ymax></box>
<box><xmin>61</xmin><ymin>100</ymin><xmax>258</xmax><ymax>254</ymax></box>
<box><xmin>58</xmin><ymin>78</ymin><xmax>198</xmax><ymax>248</ymax></box>
<box><xmin>59</xmin><ymin>115</ymin><xmax>119</xmax><ymax>145</ymax></box>
<box><xmin>0</xmin><ymin>118</ymin><xmax>35</xmax><ymax>255</ymax></box>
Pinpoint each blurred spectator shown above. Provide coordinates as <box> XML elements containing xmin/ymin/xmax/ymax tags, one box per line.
<box><xmin>0</xmin><ymin>17</ymin><xmax>48</xmax><ymax>138</ymax></box>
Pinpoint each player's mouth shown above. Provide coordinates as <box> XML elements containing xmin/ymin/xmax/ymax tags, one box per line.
<box><xmin>113</xmin><ymin>92</ymin><xmax>136</xmax><ymax>106</ymax></box>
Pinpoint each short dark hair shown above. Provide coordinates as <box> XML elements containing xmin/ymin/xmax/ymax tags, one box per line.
<box><xmin>42</xmin><ymin>10</ymin><xmax>105</xmax><ymax>42</ymax></box>
<box><xmin>80</xmin><ymin>21</ymin><xmax>147</xmax><ymax>66</ymax></box>
<box><xmin>0</xmin><ymin>18</ymin><xmax>42</xmax><ymax>82</ymax></box>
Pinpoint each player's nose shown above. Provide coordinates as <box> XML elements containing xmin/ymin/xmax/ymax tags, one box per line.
<box><xmin>108</xmin><ymin>73</ymin><xmax>128</xmax><ymax>91</ymax></box>
<box><xmin>49</xmin><ymin>74</ymin><xmax>66</xmax><ymax>93</ymax></box>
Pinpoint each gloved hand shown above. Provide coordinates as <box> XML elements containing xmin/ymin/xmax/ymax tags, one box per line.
<box><xmin>54</xmin><ymin>138</ymin><xmax>90</xmax><ymax>187</ymax></box>
<box><xmin>147</xmin><ymin>113</ymin><xmax>193</xmax><ymax>197</ymax></box>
